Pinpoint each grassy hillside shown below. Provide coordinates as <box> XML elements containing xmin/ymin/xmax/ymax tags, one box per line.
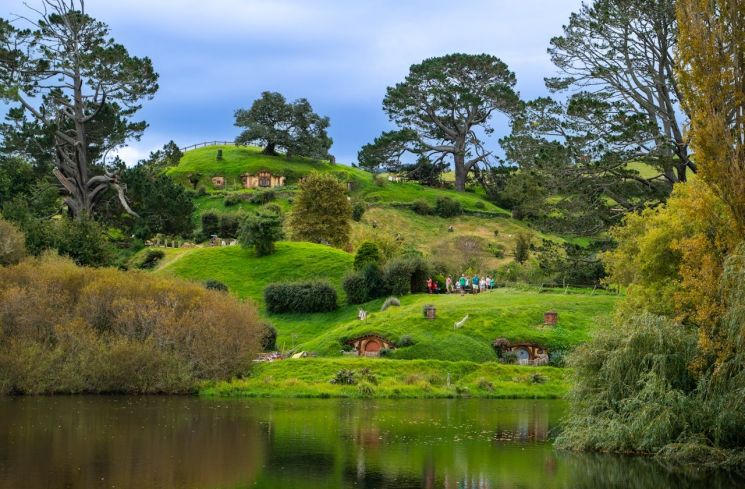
<box><xmin>167</xmin><ymin>145</ymin><xmax>367</xmax><ymax>189</ymax></box>
<box><xmin>274</xmin><ymin>289</ymin><xmax>617</xmax><ymax>361</ymax></box>
<box><xmin>139</xmin><ymin>242</ymin><xmax>353</xmax><ymax>303</ymax></box>
<box><xmin>201</xmin><ymin>358</ymin><xmax>569</xmax><ymax>399</ymax></box>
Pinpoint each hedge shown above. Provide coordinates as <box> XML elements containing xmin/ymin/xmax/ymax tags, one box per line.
<box><xmin>264</xmin><ymin>282</ymin><xmax>338</xmax><ymax>314</ymax></box>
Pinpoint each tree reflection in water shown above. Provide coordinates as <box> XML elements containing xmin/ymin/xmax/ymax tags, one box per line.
<box><xmin>0</xmin><ymin>397</ymin><xmax>741</xmax><ymax>489</ymax></box>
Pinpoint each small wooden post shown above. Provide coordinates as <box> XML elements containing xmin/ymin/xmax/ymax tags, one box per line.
<box><xmin>424</xmin><ymin>305</ymin><xmax>436</xmax><ymax>320</ymax></box>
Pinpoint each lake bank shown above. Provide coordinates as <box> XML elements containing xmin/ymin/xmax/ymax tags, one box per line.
<box><xmin>200</xmin><ymin>357</ymin><xmax>570</xmax><ymax>399</ymax></box>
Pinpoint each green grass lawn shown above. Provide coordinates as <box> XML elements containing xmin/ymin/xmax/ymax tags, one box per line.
<box><xmin>148</xmin><ymin>242</ymin><xmax>353</xmax><ymax>303</ymax></box>
<box><xmin>200</xmin><ymin>357</ymin><xmax>569</xmax><ymax>399</ymax></box>
<box><xmin>273</xmin><ymin>289</ymin><xmax>617</xmax><ymax>361</ymax></box>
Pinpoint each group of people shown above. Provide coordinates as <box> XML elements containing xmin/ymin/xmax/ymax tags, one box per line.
<box><xmin>426</xmin><ymin>274</ymin><xmax>496</xmax><ymax>294</ymax></box>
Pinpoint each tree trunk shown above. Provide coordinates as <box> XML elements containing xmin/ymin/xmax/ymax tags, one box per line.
<box><xmin>454</xmin><ymin>153</ymin><xmax>467</xmax><ymax>192</ymax></box>
<box><xmin>262</xmin><ymin>142</ymin><xmax>278</xmax><ymax>156</ymax></box>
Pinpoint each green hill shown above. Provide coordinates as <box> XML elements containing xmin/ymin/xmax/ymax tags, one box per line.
<box><xmin>272</xmin><ymin>289</ymin><xmax>617</xmax><ymax>361</ymax></box>
<box><xmin>168</xmin><ymin>144</ymin><xmax>575</xmax><ymax>271</ymax></box>
<box><xmin>141</xmin><ymin>242</ymin><xmax>353</xmax><ymax>303</ymax></box>
<box><xmin>167</xmin><ymin>145</ymin><xmax>363</xmax><ymax>188</ymax></box>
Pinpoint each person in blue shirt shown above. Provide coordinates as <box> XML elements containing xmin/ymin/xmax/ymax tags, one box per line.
<box><xmin>472</xmin><ymin>274</ymin><xmax>480</xmax><ymax>294</ymax></box>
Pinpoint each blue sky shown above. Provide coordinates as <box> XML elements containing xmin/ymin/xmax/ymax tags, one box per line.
<box><xmin>6</xmin><ymin>0</ymin><xmax>584</xmax><ymax>165</ymax></box>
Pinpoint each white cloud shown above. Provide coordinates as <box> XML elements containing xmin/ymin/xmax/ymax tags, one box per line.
<box><xmin>113</xmin><ymin>145</ymin><xmax>151</xmax><ymax>166</ymax></box>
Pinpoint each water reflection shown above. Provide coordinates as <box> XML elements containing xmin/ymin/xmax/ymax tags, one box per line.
<box><xmin>0</xmin><ymin>397</ymin><xmax>741</xmax><ymax>489</ymax></box>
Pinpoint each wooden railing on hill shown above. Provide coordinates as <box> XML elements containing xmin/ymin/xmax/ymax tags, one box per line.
<box><xmin>180</xmin><ymin>140</ymin><xmax>237</xmax><ymax>152</ymax></box>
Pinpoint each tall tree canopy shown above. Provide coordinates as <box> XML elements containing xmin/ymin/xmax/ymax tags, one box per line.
<box><xmin>288</xmin><ymin>172</ymin><xmax>351</xmax><ymax>249</ymax></box>
<box><xmin>502</xmin><ymin>0</ymin><xmax>689</xmax><ymax>233</ymax></box>
<box><xmin>359</xmin><ymin>53</ymin><xmax>521</xmax><ymax>192</ymax></box>
<box><xmin>234</xmin><ymin>91</ymin><xmax>332</xmax><ymax>159</ymax></box>
<box><xmin>0</xmin><ymin>0</ymin><xmax>159</xmax><ymax>218</ymax></box>
<box><xmin>678</xmin><ymin>0</ymin><xmax>745</xmax><ymax>231</ymax></box>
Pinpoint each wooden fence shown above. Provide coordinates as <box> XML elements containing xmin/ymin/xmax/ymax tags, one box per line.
<box><xmin>180</xmin><ymin>140</ymin><xmax>237</xmax><ymax>152</ymax></box>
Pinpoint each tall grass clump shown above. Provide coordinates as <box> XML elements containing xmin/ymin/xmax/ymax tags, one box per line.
<box><xmin>381</xmin><ymin>297</ymin><xmax>400</xmax><ymax>311</ymax></box>
<box><xmin>0</xmin><ymin>255</ymin><xmax>262</xmax><ymax>394</ymax></box>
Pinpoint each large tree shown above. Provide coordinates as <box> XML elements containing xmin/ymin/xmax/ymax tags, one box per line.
<box><xmin>500</xmin><ymin>0</ymin><xmax>690</xmax><ymax>234</ymax></box>
<box><xmin>234</xmin><ymin>91</ymin><xmax>332</xmax><ymax>159</ymax></box>
<box><xmin>677</xmin><ymin>0</ymin><xmax>745</xmax><ymax>231</ymax></box>
<box><xmin>547</xmin><ymin>0</ymin><xmax>691</xmax><ymax>183</ymax></box>
<box><xmin>0</xmin><ymin>1</ymin><xmax>158</xmax><ymax>219</ymax></box>
<box><xmin>359</xmin><ymin>53</ymin><xmax>521</xmax><ymax>192</ymax></box>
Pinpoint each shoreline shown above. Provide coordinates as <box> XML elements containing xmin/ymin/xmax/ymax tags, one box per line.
<box><xmin>199</xmin><ymin>357</ymin><xmax>570</xmax><ymax>399</ymax></box>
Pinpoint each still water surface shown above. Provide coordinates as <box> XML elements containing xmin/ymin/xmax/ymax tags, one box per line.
<box><xmin>0</xmin><ymin>397</ymin><xmax>741</xmax><ymax>489</ymax></box>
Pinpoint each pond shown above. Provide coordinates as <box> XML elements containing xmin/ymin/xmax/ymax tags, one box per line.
<box><xmin>0</xmin><ymin>397</ymin><xmax>741</xmax><ymax>489</ymax></box>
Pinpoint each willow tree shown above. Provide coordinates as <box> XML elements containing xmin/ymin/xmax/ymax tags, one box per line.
<box><xmin>678</xmin><ymin>0</ymin><xmax>745</xmax><ymax>231</ymax></box>
<box><xmin>0</xmin><ymin>1</ymin><xmax>158</xmax><ymax>218</ymax></box>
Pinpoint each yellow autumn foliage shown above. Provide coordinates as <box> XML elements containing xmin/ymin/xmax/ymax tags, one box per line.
<box><xmin>603</xmin><ymin>180</ymin><xmax>739</xmax><ymax>364</ymax></box>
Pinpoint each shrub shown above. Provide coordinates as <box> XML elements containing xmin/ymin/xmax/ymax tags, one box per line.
<box><xmin>357</xmin><ymin>381</ymin><xmax>375</xmax><ymax>397</ymax></box>
<box><xmin>330</xmin><ymin>369</ymin><xmax>356</xmax><ymax>385</ymax></box>
<box><xmin>0</xmin><ymin>255</ymin><xmax>262</xmax><ymax>394</ymax></box>
<box><xmin>53</xmin><ymin>217</ymin><xmax>113</xmax><ymax>267</ymax></box>
<box><xmin>354</xmin><ymin>241</ymin><xmax>382</xmax><ymax>270</ymax></box>
<box><xmin>501</xmin><ymin>351</ymin><xmax>518</xmax><ymax>364</ymax></box>
<box><xmin>0</xmin><ymin>217</ymin><xmax>26</xmax><ymax>266</ymax></box>
<box><xmin>343</xmin><ymin>272</ymin><xmax>368</xmax><ymax>305</ymax></box>
<box><xmin>362</xmin><ymin>263</ymin><xmax>385</xmax><ymax>298</ymax></box>
<box><xmin>434</xmin><ymin>196</ymin><xmax>462</xmax><ymax>218</ymax></box>
<box><xmin>201</xmin><ymin>212</ymin><xmax>220</xmax><ymax>238</ymax></box>
<box><xmin>358</xmin><ymin>367</ymin><xmax>378</xmax><ymax>385</ymax></box>
<box><xmin>548</xmin><ymin>349</ymin><xmax>567</xmax><ymax>367</ymax></box>
<box><xmin>219</xmin><ymin>214</ymin><xmax>241</xmax><ymax>239</ymax></box>
<box><xmin>489</xmin><ymin>243</ymin><xmax>506</xmax><ymax>259</ymax></box>
<box><xmin>381</xmin><ymin>296</ymin><xmax>401</xmax><ymax>311</ymax></box>
<box><xmin>196</xmin><ymin>185</ymin><xmax>207</xmax><ymax>196</ymax></box>
<box><xmin>249</xmin><ymin>190</ymin><xmax>276</xmax><ymax>205</ymax></box>
<box><xmin>382</xmin><ymin>256</ymin><xmax>432</xmax><ymax>296</ymax></box>
<box><xmin>223</xmin><ymin>194</ymin><xmax>242</xmax><ymax>207</ymax></box>
<box><xmin>528</xmin><ymin>373</ymin><xmax>546</xmax><ymax>384</ymax></box>
<box><xmin>137</xmin><ymin>249</ymin><xmax>164</xmax><ymax>269</ymax></box>
<box><xmin>477</xmin><ymin>377</ymin><xmax>494</xmax><ymax>391</ymax></box>
<box><xmin>411</xmin><ymin>199</ymin><xmax>433</xmax><ymax>215</ymax></box>
<box><xmin>379</xmin><ymin>348</ymin><xmax>392</xmax><ymax>358</ymax></box>
<box><xmin>398</xmin><ymin>334</ymin><xmax>414</xmax><ymax>347</ymax></box>
<box><xmin>264</xmin><ymin>282</ymin><xmax>338</xmax><ymax>314</ymax></box>
<box><xmin>514</xmin><ymin>233</ymin><xmax>531</xmax><ymax>264</ymax></box>
<box><xmin>382</xmin><ymin>258</ymin><xmax>414</xmax><ymax>296</ymax></box>
<box><xmin>204</xmin><ymin>279</ymin><xmax>228</xmax><ymax>293</ymax></box>
<box><xmin>260</xmin><ymin>323</ymin><xmax>277</xmax><ymax>351</ymax></box>
<box><xmin>352</xmin><ymin>202</ymin><xmax>366</xmax><ymax>222</ymax></box>
<box><xmin>238</xmin><ymin>212</ymin><xmax>284</xmax><ymax>256</ymax></box>
<box><xmin>474</xmin><ymin>201</ymin><xmax>486</xmax><ymax>209</ymax></box>
<box><xmin>263</xmin><ymin>203</ymin><xmax>282</xmax><ymax>215</ymax></box>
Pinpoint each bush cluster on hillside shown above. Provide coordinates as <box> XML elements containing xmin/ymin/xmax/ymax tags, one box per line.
<box><xmin>344</xmin><ymin>255</ymin><xmax>431</xmax><ymax>305</ymax></box>
<box><xmin>264</xmin><ymin>282</ymin><xmax>338</xmax><ymax>314</ymax></box>
<box><xmin>238</xmin><ymin>211</ymin><xmax>284</xmax><ymax>256</ymax></box>
<box><xmin>201</xmin><ymin>212</ymin><xmax>242</xmax><ymax>241</ymax></box>
<box><xmin>434</xmin><ymin>196</ymin><xmax>462</xmax><ymax>218</ymax></box>
<box><xmin>0</xmin><ymin>255</ymin><xmax>262</xmax><ymax>394</ymax></box>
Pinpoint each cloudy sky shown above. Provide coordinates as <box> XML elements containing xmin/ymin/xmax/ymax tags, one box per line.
<box><xmin>4</xmin><ymin>0</ymin><xmax>584</xmax><ymax>164</ymax></box>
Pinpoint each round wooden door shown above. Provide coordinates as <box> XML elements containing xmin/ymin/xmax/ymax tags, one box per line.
<box><xmin>365</xmin><ymin>340</ymin><xmax>381</xmax><ymax>353</ymax></box>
